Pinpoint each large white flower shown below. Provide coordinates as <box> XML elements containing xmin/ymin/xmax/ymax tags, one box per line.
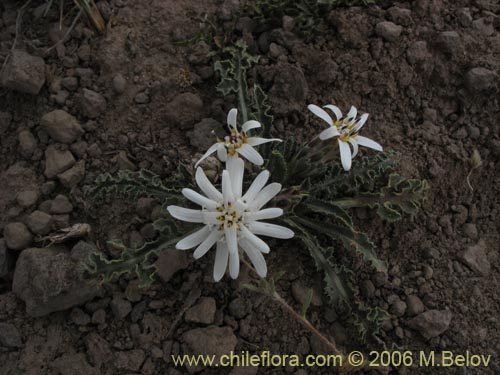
<box><xmin>167</xmin><ymin>158</ymin><xmax>294</xmax><ymax>281</ymax></box>
<box><xmin>308</xmin><ymin>104</ymin><xmax>383</xmax><ymax>171</ymax></box>
<box><xmin>195</xmin><ymin>108</ymin><xmax>281</xmax><ymax>168</ymax></box>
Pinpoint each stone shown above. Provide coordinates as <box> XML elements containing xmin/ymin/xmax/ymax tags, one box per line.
<box><xmin>185</xmin><ymin>297</ymin><xmax>217</xmax><ymax>324</ymax></box>
<box><xmin>436</xmin><ymin>31</ymin><xmax>461</xmax><ymax>55</ymax></box>
<box><xmin>41</xmin><ymin>110</ymin><xmax>84</xmax><ymax>144</ymax></box>
<box><xmin>18</xmin><ymin>129</ymin><xmax>37</xmax><ymax>157</ymax></box>
<box><xmin>0</xmin><ymin>239</ymin><xmax>13</xmax><ymax>278</ymax></box>
<box><xmin>134</xmin><ymin>92</ymin><xmax>150</xmax><ymax>104</ymax></box>
<box><xmin>406</xmin><ymin>41</ymin><xmax>429</xmax><ymax>65</ymax></box>
<box><xmin>387</xmin><ymin>6</ymin><xmax>413</xmax><ymax>26</ymax></box>
<box><xmin>44</xmin><ymin>146</ymin><xmax>76</xmax><ymax>179</ymax></box>
<box><xmin>110</xmin><ymin>297</ymin><xmax>132</xmax><ymax>319</ymax></box>
<box><xmin>164</xmin><ymin>92</ymin><xmax>204</xmax><ymax>129</ymax></box>
<box><xmin>51</xmin><ymin>353</ymin><xmax>99</xmax><ymax>375</ymax></box>
<box><xmin>112</xmin><ymin>74</ymin><xmax>126</xmax><ymax>94</ymax></box>
<box><xmin>189</xmin><ymin>118</ymin><xmax>225</xmax><ymax>151</ymax></box>
<box><xmin>1</xmin><ymin>49</ymin><xmax>45</xmax><ymax>95</ymax></box>
<box><xmin>406</xmin><ymin>295</ymin><xmax>425</xmax><ymax>316</ymax></box>
<box><xmin>4</xmin><ymin>222</ymin><xmax>32</xmax><ymax>250</ymax></box>
<box><xmin>282</xmin><ymin>15</ymin><xmax>295</xmax><ymax>31</ymax></box>
<box><xmin>155</xmin><ymin>249</ymin><xmax>189</xmax><ymax>282</ymax></box>
<box><xmin>26</xmin><ymin>210</ymin><xmax>53</xmax><ymax>235</ymax></box>
<box><xmin>464</xmin><ymin>68</ymin><xmax>498</xmax><ymax>93</ymax></box>
<box><xmin>50</xmin><ymin>194</ymin><xmax>73</xmax><ymax>214</ymax></box>
<box><xmin>269</xmin><ymin>66</ymin><xmax>308</xmax><ymax>115</ymax></box>
<box><xmin>80</xmin><ymin>89</ymin><xmax>107</xmax><ymax>118</ymax></box>
<box><xmin>16</xmin><ymin>189</ymin><xmax>40</xmax><ymax>207</ymax></box>
<box><xmin>58</xmin><ymin>160</ymin><xmax>85</xmax><ymax>187</ymax></box>
<box><xmin>291</xmin><ymin>281</ymin><xmax>322</xmax><ymax>306</ymax></box>
<box><xmin>182</xmin><ymin>326</ymin><xmax>237</xmax><ymax>368</ymax></box>
<box><xmin>463</xmin><ymin>223</ymin><xmax>478</xmax><ymax>239</ymax></box>
<box><xmin>390</xmin><ymin>300</ymin><xmax>407</xmax><ymax>317</ymax></box>
<box><xmin>460</xmin><ymin>240</ymin><xmax>490</xmax><ymax>276</ymax></box>
<box><xmin>12</xmin><ymin>246</ymin><xmax>101</xmax><ymax>317</ymax></box>
<box><xmin>114</xmin><ymin>349</ymin><xmax>145</xmax><ymax>372</ymax></box>
<box><xmin>375</xmin><ymin>21</ymin><xmax>402</xmax><ymax>42</ymax></box>
<box><xmin>70</xmin><ymin>307</ymin><xmax>91</xmax><ymax>325</ymax></box>
<box><xmin>0</xmin><ymin>322</ymin><xmax>23</xmax><ymax>347</ymax></box>
<box><xmin>228</xmin><ymin>297</ymin><xmax>250</xmax><ymax>320</ymax></box>
<box><xmin>61</xmin><ymin>76</ymin><xmax>78</xmax><ymax>91</ymax></box>
<box><xmin>457</xmin><ymin>8</ymin><xmax>472</xmax><ymax>27</ymax></box>
<box><xmin>85</xmin><ymin>333</ymin><xmax>112</xmax><ymax>368</ymax></box>
<box><xmin>407</xmin><ymin>309</ymin><xmax>452</xmax><ymax>340</ymax></box>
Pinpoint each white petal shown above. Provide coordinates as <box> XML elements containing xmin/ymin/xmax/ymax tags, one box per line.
<box><xmin>194</xmin><ymin>143</ymin><xmax>218</xmax><ymax>168</ymax></box>
<box><xmin>176</xmin><ymin>226</ymin><xmax>211</xmax><ymax>250</ymax></box>
<box><xmin>355</xmin><ymin>136</ymin><xmax>383</xmax><ymax>152</ymax></box>
<box><xmin>240</xmin><ymin>239</ymin><xmax>267</xmax><ymax>277</ymax></box>
<box><xmin>250</xmin><ymin>182</ymin><xmax>281</xmax><ymax>210</ymax></box>
<box><xmin>348</xmin><ymin>139</ymin><xmax>359</xmax><ymax>159</ymax></box>
<box><xmin>196</xmin><ymin>167</ymin><xmax>223</xmax><ymax>202</ymax></box>
<box><xmin>241</xmin><ymin>226</ymin><xmax>270</xmax><ymax>253</ymax></box>
<box><xmin>227</xmin><ymin>157</ymin><xmax>244</xmax><ymax>198</ymax></box>
<box><xmin>249</xmin><ymin>222</ymin><xmax>295</xmax><ymax>239</ymax></box>
<box><xmin>193</xmin><ymin>229</ymin><xmax>221</xmax><ymax>259</ymax></box>
<box><xmin>319</xmin><ymin>127</ymin><xmax>339</xmax><ymax>140</ymax></box>
<box><xmin>213</xmin><ymin>241</ymin><xmax>229</xmax><ymax>281</ymax></box>
<box><xmin>242</xmin><ymin>170</ymin><xmax>270</xmax><ymax>204</ymax></box>
<box><xmin>167</xmin><ymin>206</ymin><xmax>204</xmax><ymax>223</ymax></box>
<box><xmin>182</xmin><ymin>188</ymin><xmax>218</xmax><ymax>210</ymax></box>
<box><xmin>338</xmin><ymin>140</ymin><xmax>352</xmax><ymax>171</ymax></box>
<box><xmin>221</xmin><ymin>170</ymin><xmax>234</xmax><ymax>204</ymax></box>
<box><xmin>323</xmin><ymin>104</ymin><xmax>342</xmax><ymax>120</ymax></box>
<box><xmin>227</xmin><ymin>108</ymin><xmax>238</xmax><ymax>130</ymax></box>
<box><xmin>203</xmin><ymin>212</ymin><xmax>223</xmax><ymax>225</ymax></box>
<box><xmin>236</xmin><ymin>144</ymin><xmax>264</xmax><ymax>166</ymax></box>
<box><xmin>354</xmin><ymin>113</ymin><xmax>369</xmax><ymax>131</ymax></box>
<box><xmin>347</xmin><ymin>106</ymin><xmax>357</xmax><ymax>119</ymax></box>
<box><xmin>242</xmin><ymin>120</ymin><xmax>261</xmax><ymax>133</ymax></box>
<box><xmin>225</xmin><ymin>225</ymin><xmax>238</xmax><ymax>255</ymax></box>
<box><xmin>217</xmin><ymin>143</ymin><xmax>228</xmax><ymax>162</ymax></box>
<box><xmin>308</xmin><ymin>104</ymin><xmax>333</xmax><ymax>126</ymax></box>
<box><xmin>246</xmin><ymin>208</ymin><xmax>283</xmax><ymax>222</ymax></box>
<box><xmin>228</xmin><ymin>251</ymin><xmax>240</xmax><ymax>279</ymax></box>
<box><xmin>246</xmin><ymin>137</ymin><xmax>282</xmax><ymax>146</ymax></box>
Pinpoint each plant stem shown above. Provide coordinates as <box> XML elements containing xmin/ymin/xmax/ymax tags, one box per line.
<box><xmin>236</xmin><ymin>52</ymin><xmax>249</xmax><ymax>123</ymax></box>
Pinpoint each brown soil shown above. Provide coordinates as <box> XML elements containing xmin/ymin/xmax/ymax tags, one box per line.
<box><xmin>0</xmin><ymin>0</ymin><xmax>499</xmax><ymax>374</ymax></box>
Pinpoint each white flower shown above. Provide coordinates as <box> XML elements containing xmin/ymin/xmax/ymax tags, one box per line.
<box><xmin>167</xmin><ymin>157</ymin><xmax>294</xmax><ymax>281</ymax></box>
<box><xmin>195</xmin><ymin>108</ymin><xmax>281</xmax><ymax>168</ymax></box>
<box><xmin>308</xmin><ymin>104</ymin><xmax>383</xmax><ymax>171</ymax></box>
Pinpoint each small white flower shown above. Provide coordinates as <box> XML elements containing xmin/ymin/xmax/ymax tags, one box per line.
<box><xmin>195</xmin><ymin>108</ymin><xmax>281</xmax><ymax>168</ymax></box>
<box><xmin>308</xmin><ymin>104</ymin><xmax>383</xmax><ymax>171</ymax></box>
<box><xmin>167</xmin><ymin>158</ymin><xmax>294</xmax><ymax>281</ymax></box>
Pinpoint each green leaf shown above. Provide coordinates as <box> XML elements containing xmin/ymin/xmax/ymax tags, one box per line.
<box><xmin>300</xmin><ymin>288</ymin><xmax>314</xmax><ymax>318</ymax></box>
<box><xmin>303</xmin><ymin>198</ymin><xmax>353</xmax><ymax>227</ymax></box>
<box><xmin>266</xmin><ymin>150</ymin><xmax>288</xmax><ymax>184</ymax></box>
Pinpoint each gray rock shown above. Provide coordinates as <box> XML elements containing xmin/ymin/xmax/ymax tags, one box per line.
<box><xmin>164</xmin><ymin>92</ymin><xmax>204</xmax><ymax>129</ymax></box>
<box><xmin>110</xmin><ymin>297</ymin><xmax>132</xmax><ymax>319</ymax></box>
<box><xmin>4</xmin><ymin>222</ymin><xmax>32</xmax><ymax>250</ymax></box>
<box><xmin>436</xmin><ymin>31</ymin><xmax>461</xmax><ymax>54</ymax></box>
<box><xmin>44</xmin><ymin>145</ymin><xmax>76</xmax><ymax>179</ymax></box>
<box><xmin>457</xmin><ymin>8</ymin><xmax>472</xmax><ymax>27</ymax></box>
<box><xmin>50</xmin><ymin>194</ymin><xmax>73</xmax><ymax>214</ymax></box>
<box><xmin>71</xmin><ymin>241</ymin><xmax>95</xmax><ymax>263</ymax></box>
<box><xmin>80</xmin><ymin>89</ymin><xmax>107</xmax><ymax>118</ymax></box>
<box><xmin>269</xmin><ymin>66</ymin><xmax>308</xmax><ymax>115</ymax></box>
<box><xmin>61</xmin><ymin>76</ymin><xmax>78</xmax><ymax>91</ymax></box>
<box><xmin>41</xmin><ymin>110</ymin><xmax>84</xmax><ymax>144</ymax></box>
<box><xmin>462</xmin><ymin>223</ymin><xmax>478</xmax><ymax>239</ymax></box>
<box><xmin>114</xmin><ymin>349</ymin><xmax>145</xmax><ymax>372</ymax></box>
<box><xmin>472</xmin><ymin>17</ymin><xmax>494</xmax><ymax>36</ymax></box>
<box><xmin>16</xmin><ymin>189</ymin><xmax>40</xmax><ymax>208</ymax></box>
<box><xmin>0</xmin><ymin>239</ymin><xmax>14</xmax><ymax>278</ymax></box>
<box><xmin>1</xmin><ymin>49</ymin><xmax>45</xmax><ymax>95</ymax></box>
<box><xmin>460</xmin><ymin>240</ymin><xmax>490</xmax><ymax>276</ymax></box>
<box><xmin>51</xmin><ymin>353</ymin><xmax>99</xmax><ymax>375</ymax></box>
<box><xmin>58</xmin><ymin>160</ymin><xmax>85</xmax><ymax>187</ymax></box>
<box><xmin>85</xmin><ymin>333</ymin><xmax>112</xmax><ymax>368</ymax></box>
<box><xmin>464</xmin><ymin>68</ymin><xmax>498</xmax><ymax>93</ymax></box>
<box><xmin>70</xmin><ymin>307</ymin><xmax>91</xmax><ymax>325</ymax></box>
<box><xmin>26</xmin><ymin>210</ymin><xmax>53</xmax><ymax>235</ymax></box>
<box><xmin>228</xmin><ymin>297</ymin><xmax>250</xmax><ymax>320</ymax></box>
<box><xmin>134</xmin><ymin>92</ymin><xmax>150</xmax><ymax>104</ymax></box>
<box><xmin>375</xmin><ymin>21</ymin><xmax>402</xmax><ymax>42</ymax></box>
<box><xmin>12</xmin><ymin>246</ymin><xmax>101</xmax><ymax>317</ymax></box>
<box><xmin>182</xmin><ymin>326</ymin><xmax>237</xmax><ymax>368</ymax></box>
<box><xmin>406</xmin><ymin>41</ymin><xmax>429</xmax><ymax>65</ymax></box>
<box><xmin>390</xmin><ymin>300</ymin><xmax>407</xmax><ymax>317</ymax></box>
<box><xmin>407</xmin><ymin>309</ymin><xmax>452</xmax><ymax>340</ymax></box>
<box><xmin>112</xmin><ymin>74</ymin><xmax>126</xmax><ymax>94</ymax></box>
<box><xmin>185</xmin><ymin>297</ymin><xmax>216</xmax><ymax>324</ymax></box>
<box><xmin>282</xmin><ymin>15</ymin><xmax>295</xmax><ymax>31</ymax></box>
<box><xmin>189</xmin><ymin>118</ymin><xmax>225</xmax><ymax>151</ymax></box>
<box><xmin>18</xmin><ymin>129</ymin><xmax>37</xmax><ymax>157</ymax></box>
<box><xmin>0</xmin><ymin>322</ymin><xmax>23</xmax><ymax>348</ymax></box>
<box><xmin>155</xmin><ymin>249</ymin><xmax>189</xmax><ymax>282</ymax></box>
<box><xmin>387</xmin><ymin>6</ymin><xmax>413</xmax><ymax>26</ymax></box>
<box><xmin>406</xmin><ymin>295</ymin><xmax>425</xmax><ymax>316</ymax></box>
